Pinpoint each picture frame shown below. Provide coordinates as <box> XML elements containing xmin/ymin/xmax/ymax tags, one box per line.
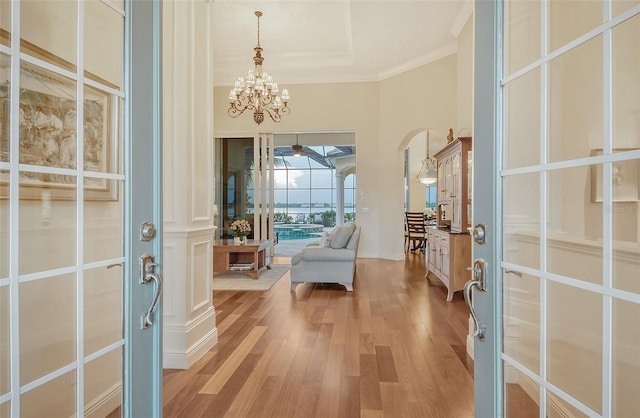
<box><xmin>590</xmin><ymin>148</ymin><xmax>640</xmax><ymax>203</ymax></box>
<box><xmin>0</xmin><ymin>37</ymin><xmax>119</xmax><ymax>201</ymax></box>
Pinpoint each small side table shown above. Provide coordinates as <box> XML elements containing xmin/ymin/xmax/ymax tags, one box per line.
<box><xmin>212</xmin><ymin>239</ymin><xmax>272</xmax><ymax>279</ymax></box>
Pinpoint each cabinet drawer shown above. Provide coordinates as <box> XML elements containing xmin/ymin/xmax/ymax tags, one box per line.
<box><xmin>439</xmin><ymin>233</ymin><xmax>450</xmax><ymax>248</ymax></box>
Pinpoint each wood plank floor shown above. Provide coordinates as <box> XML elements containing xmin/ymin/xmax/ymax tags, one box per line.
<box><xmin>163</xmin><ymin>254</ymin><xmax>475</xmax><ymax>418</ymax></box>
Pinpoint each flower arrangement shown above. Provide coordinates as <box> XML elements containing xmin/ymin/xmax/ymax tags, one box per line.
<box><xmin>423</xmin><ymin>207</ymin><xmax>436</xmax><ymax>220</ymax></box>
<box><xmin>230</xmin><ymin>219</ymin><xmax>251</xmax><ymax>239</ymax></box>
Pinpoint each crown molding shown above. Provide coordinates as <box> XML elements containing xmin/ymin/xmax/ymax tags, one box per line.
<box><xmin>378</xmin><ymin>43</ymin><xmax>458</xmax><ymax>81</ymax></box>
<box><xmin>450</xmin><ymin>0</ymin><xmax>473</xmax><ymax>38</ymax></box>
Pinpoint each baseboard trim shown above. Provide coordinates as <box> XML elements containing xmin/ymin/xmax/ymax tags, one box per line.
<box><xmin>162</xmin><ymin>327</ymin><xmax>218</xmax><ymax>370</ymax></box>
<box><xmin>163</xmin><ymin>326</ymin><xmax>218</xmax><ymax>370</ymax></box>
<box><xmin>520</xmin><ymin>375</ymin><xmax>572</xmax><ymax>418</ymax></box>
<box><xmin>85</xmin><ymin>383</ymin><xmax>121</xmax><ymax>418</ymax></box>
<box><xmin>357</xmin><ymin>251</ymin><xmax>378</xmax><ymax>259</ymax></box>
<box><xmin>466</xmin><ymin>315</ymin><xmax>475</xmax><ymax>359</ymax></box>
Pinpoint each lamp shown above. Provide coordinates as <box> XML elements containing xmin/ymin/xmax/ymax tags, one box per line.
<box><xmin>228</xmin><ymin>11</ymin><xmax>291</xmax><ymax>125</ymax></box>
<box><xmin>292</xmin><ymin>134</ymin><xmax>302</xmax><ymax>157</ymax></box>
<box><xmin>416</xmin><ymin>130</ymin><xmax>437</xmax><ymax>185</ymax></box>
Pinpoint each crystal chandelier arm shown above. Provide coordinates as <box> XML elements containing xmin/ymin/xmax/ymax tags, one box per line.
<box><xmin>228</xmin><ymin>102</ymin><xmax>249</xmax><ymax>118</ymax></box>
<box><xmin>262</xmin><ymin>107</ymin><xmax>282</xmax><ymax>123</ymax></box>
<box><xmin>228</xmin><ymin>96</ymin><xmax>258</xmax><ymax>118</ymax></box>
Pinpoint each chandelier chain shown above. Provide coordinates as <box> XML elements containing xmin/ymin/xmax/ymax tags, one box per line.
<box><xmin>256</xmin><ymin>11</ymin><xmax>261</xmax><ymax>47</ymax></box>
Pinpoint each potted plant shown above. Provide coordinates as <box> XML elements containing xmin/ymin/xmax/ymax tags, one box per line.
<box><xmin>230</xmin><ymin>219</ymin><xmax>251</xmax><ymax>245</ymax></box>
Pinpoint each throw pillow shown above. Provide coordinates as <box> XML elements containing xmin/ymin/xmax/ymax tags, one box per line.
<box><xmin>319</xmin><ymin>232</ymin><xmax>332</xmax><ymax>248</ymax></box>
<box><xmin>329</xmin><ymin>223</ymin><xmax>356</xmax><ymax>249</ymax></box>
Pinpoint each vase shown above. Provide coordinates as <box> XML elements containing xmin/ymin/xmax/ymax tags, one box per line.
<box><xmin>233</xmin><ymin>236</ymin><xmax>246</xmax><ymax>245</ymax></box>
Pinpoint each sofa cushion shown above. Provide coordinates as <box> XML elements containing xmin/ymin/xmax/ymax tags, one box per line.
<box><xmin>346</xmin><ymin>226</ymin><xmax>360</xmax><ymax>251</ymax></box>
<box><xmin>319</xmin><ymin>232</ymin><xmax>332</xmax><ymax>248</ymax></box>
<box><xmin>291</xmin><ymin>250</ymin><xmax>304</xmax><ymax>265</ymax></box>
<box><xmin>301</xmin><ymin>247</ymin><xmax>355</xmax><ymax>262</ymax></box>
<box><xmin>329</xmin><ymin>223</ymin><xmax>356</xmax><ymax>249</ymax></box>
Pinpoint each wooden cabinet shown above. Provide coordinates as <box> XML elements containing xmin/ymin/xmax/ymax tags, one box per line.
<box><xmin>434</xmin><ymin>137</ymin><xmax>472</xmax><ymax>233</ymax></box>
<box><xmin>426</xmin><ymin>136</ymin><xmax>473</xmax><ymax>301</ymax></box>
<box><xmin>426</xmin><ymin>227</ymin><xmax>472</xmax><ymax>302</ymax></box>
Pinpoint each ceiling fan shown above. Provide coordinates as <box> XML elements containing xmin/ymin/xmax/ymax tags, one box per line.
<box><xmin>292</xmin><ymin>134</ymin><xmax>304</xmax><ymax>157</ymax></box>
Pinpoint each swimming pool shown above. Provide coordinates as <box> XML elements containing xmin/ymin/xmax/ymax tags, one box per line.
<box><xmin>274</xmin><ymin>223</ymin><xmax>324</xmax><ymax>240</ymax></box>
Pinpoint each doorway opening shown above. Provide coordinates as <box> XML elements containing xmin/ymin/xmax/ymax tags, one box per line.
<box><xmin>214</xmin><ymin>132</ymin><xmax>356</xmax><ymax>257</ymax></box>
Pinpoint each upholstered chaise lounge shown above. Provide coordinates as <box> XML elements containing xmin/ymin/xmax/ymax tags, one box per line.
<box><xmin>289</xmin><ymin>223</ymin><xmax>361</xmax><ymax>291</ymax></box>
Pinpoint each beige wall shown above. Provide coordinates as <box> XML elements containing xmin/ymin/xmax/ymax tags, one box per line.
<box><xmin>457</xmin><ymin>16</ymin><xmax>474</xmax><ymax>133</ymax></box>
<box><xmin>379</xmin><ymin>54</ymin><xmax>459</xmax><ymax>259</ymax></box>
<box><xmin>405</xmin><ymin>14</ymin><xmax>474</xmax><ymax>222</ymax></box>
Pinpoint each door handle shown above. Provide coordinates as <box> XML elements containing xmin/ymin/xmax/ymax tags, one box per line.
<box><xmin>140</xmin><ymin>254</ymin><xmax>163</xmax><ymax>329</ymax></box>
<box><xmin>464</xmin><ymin>258</ymin><xmax>487</xmax><ymax>341</ymax></box>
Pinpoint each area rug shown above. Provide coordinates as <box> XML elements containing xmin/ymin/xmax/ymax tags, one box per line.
<box><xmin>212</xmin><ymin>264</ymin><xmax>290</xmax><ymax>291</ymax></box>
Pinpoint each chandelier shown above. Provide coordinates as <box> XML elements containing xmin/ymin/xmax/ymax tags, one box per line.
<box><xmin>416</xmin><ymin>129</ymin><xmax>437</xmax><ymax>185</ymax></box>
<box><xmin>228</xmin><ymin>11</ymin><xmax>290</xmax><ymax>125</ymax></box>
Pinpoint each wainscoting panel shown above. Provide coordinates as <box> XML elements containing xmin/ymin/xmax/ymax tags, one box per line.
<box><xmin>190</xmin><ymin>239</ymin><xmax>211</xmax><ymax>314</ymax></box>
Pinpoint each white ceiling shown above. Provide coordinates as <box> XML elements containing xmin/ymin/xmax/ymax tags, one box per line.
<box><xmin>211</xmin><ymin>1</ymin><xmax>473</xmax><ymax>87</ymax></box>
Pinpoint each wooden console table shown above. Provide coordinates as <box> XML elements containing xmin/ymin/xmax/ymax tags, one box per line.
<box><xmin>213</xmin><ymin>239</ymin><xmax>272</xmax><ymax>279</ymax></box>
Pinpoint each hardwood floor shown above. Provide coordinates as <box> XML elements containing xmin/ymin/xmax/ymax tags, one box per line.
<box><xmin>163</xmin><ymin>255</ymin><xmax>475</xmax><ymax>418</ymax></box>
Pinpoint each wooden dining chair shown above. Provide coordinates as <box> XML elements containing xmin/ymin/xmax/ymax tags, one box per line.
<box><xmin>405</xmin><ymin>212</ymin><xmax>427</xmax><ymax>254</ymax></box>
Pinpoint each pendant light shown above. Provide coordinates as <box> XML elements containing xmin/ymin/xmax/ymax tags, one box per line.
<box><xmin>416</xmin><ymin>130</ymin><xmax>437</xmax><ymax>185</ymax></box>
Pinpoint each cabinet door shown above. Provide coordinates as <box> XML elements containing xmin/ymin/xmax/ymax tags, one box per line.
<box><xmin>452</xmin><ymin>197</ymin><xmax>461</xmax><ymax>231</ymax></box>
<box><xmin>452</xmin><ymin>153</ymin><xmax>461</xmax><ymax>198</ymax></box>
<box><xmin>441</xmin><ymin>242</ymin><xmax>450</xmax><ymax>278</ymax></box>
<box><xmin>438</xmin><ymin>160</ymin><xmax>446</xmax><ymax>200</ymax></box>
<box><xmin>434</xmin><ymin>240</ymin><xmax>442</xmax><ymax>273</ymax></box>
<box><xmin>466</xmin><ymin>150</ymin><xmax>473</xmax><ymax>230</ymax></box>
<box><xmin>467</xmin><ymin>150</ymin><xmax>473</xmax><ymax>201</ymax></box>
<box><xmin>444</xmin><ymin>159</ymin><xmax>452</xmax><ymax>199</ymax></box>
<box><xmin>451</xmin><ymin>152</ymin><xmax>462</xmax><ymax>230</ymax></box>
<box><xmin>428</xmin><ymin>234</ymin><xmax>437</xmax><ymax>272</ymax></box>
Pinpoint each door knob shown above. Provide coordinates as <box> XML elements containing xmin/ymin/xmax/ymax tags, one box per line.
<box><xmin>467</xmin><ymin>223</ymin><xmax>485</xmax><ymax>245</ymax></box>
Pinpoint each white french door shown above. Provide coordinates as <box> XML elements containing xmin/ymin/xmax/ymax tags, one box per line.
<box><xmin>473</xmin><ymin>1</ymin><xmax>640</xmax><ymax>417</ymax></box>
<box><xmin>255</xmin><ymin>133</ymin><xmax>276</xmax><ymax>245</ymax></box>
<box><xmin>0</xmin><ymin>1</ymin><xmax>162</xmax><ymax>417</ymax></box>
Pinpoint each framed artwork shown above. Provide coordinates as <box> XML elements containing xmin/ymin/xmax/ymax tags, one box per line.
<box><xmin>0</xmin><ymin>39</ymin><xmax>119</xmax><ymax>201</ymax></box>
<box><xmin>590</xmin><ymin>148</ymin><xmax>640</xmax><ymax>203</ymax></box>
